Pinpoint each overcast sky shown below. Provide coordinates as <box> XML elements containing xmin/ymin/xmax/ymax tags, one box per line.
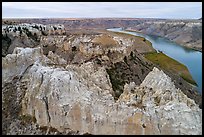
<box><xmin>2</xmin><ymin>2</ymin><xmax>202</xmax><ymax>19</ymax></box>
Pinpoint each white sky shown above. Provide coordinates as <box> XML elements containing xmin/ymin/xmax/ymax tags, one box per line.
<box><xmin>2</xmin><ymin>2</ymin><xmax>202</xmax><ymax>19</ymax></box>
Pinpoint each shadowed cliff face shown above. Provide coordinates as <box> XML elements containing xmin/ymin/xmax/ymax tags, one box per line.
<box><xmin>106</xmin><ymin>51</ymin><xmax>153</xmax><ymax>99</ymax></box>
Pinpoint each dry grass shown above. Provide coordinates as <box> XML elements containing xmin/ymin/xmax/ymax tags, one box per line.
<box><xmin>92</xmin><ymin>34</ymin><xmax>118</xmax><ymax>47</ymax></box>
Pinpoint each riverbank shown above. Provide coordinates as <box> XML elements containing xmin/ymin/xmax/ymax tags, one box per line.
<box><xmin>125</xmin><ymin>29</ymin><xmax>202</xmax><ymax>52</ymax></box>
<box><xmin>144</xmin><ymin>52</ymin><xmax>197</xmax><ymax>86</ymax></box>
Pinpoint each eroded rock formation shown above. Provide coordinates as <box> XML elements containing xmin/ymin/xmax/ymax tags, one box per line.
<box><xmin>2</xmin><ymin>22</ymin><xmax>202</xmax><ymax>135</ymax></box>
<box><xmin>2</xmin><ymin>47</ymin><xmax>202</xmax><ymax>135</ymax></box>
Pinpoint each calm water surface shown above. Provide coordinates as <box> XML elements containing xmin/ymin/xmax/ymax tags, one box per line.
<box><xmin>108</xmin><ymin>28</ymin><xmax>202</xmax><ymax>94</ymax></box>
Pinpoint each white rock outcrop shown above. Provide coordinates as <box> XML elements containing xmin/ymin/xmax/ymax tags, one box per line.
<box><xmin>2</xmin><ymin>47</ymin><xmax>44</xmax><ymax>85</ymax></box>
<box><xmin>119</xmin><ymin>67</ymin><xmax>202</xmax><ymax>135</ymax></box>
<box><xmin>2</xmin><ymin>23</ymin><xmax>66</xmax><ymax>36</ymax></box>
<box><xmin>2</xmin><ymin>47</ymin><xmax>202</xmax><ymax>135</ymax></box>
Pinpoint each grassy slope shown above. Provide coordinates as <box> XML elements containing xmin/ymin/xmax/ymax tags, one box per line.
<box><xmin>144</xmin><ymin>52</ymin><xmax>197</xmax><ymax>85</ymax></box>
<box><xmin>111</xmin><ymin>31</ymin><xmax>152</xmax><ymax>47</ymax></box>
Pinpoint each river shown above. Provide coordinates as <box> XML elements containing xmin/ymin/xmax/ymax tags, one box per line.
<box><xmin>107</xmin><ymin>28</ymin><xmax>202</xmax><ymax>94</ymax></box>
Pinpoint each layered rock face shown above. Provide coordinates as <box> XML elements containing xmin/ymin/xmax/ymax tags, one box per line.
<box><xmin>2</xmin><ymin>47</ymin><xmax>202</xmax><ymax>135</ymax></box>
<box><xmin>126</xmin><ymin>20</ymin><xmax>202</xmax><ymax>51</ymax></box>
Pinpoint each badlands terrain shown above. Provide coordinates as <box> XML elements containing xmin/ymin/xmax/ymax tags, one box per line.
<box><xmin>3</xmin><ymin>18</ymin><xmax>202</xmax><ymax>51</ymax></box>
<box><xmin>2</xmin><ymin>19</ymin><xmax>202</xmax><ymax>135</ymax></box>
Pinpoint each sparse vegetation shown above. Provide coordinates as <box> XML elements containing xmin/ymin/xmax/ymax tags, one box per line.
<box><xmin>23</xmin><ymin>28</ymin><xmax>39</xmax><ymax>42</ymax></box>
<box><xmin>13</xmin><ymin>27</ymin><xmax>17</xmax><ymax>32</ymax></box>
<box><xmin>2</xmin><ymin>34</ymin><xmax>11</xmax><ymax>44</ymax></box>
<box><xmin>106</xmin><ymin>51</ymin><xmax>152</xmax><ymax>100</ymax></box>
<box><xmin>106</xmin><ymin>68</ymin><xmax>125</xmax><ymax>99</ymax></box>
<box><xmin>33</xmin><ymin>25</ymin><xmax>39</xmax><ymax>30</ymax></box>
<box><xmin>19</xmin><ymin>114</ymin><xmax>37</xmax><ymax>124</ymax></box>
<box><xmin>18</xmin><ymin>26</ymin><xmax>21</xmax><ymax>31</ymax></box>
<box><xmin>2</xmin><ymin>34</ymin><xmax>12</xmax><ymax>57</ymax></box>
<box><xmin>53</xmin><ymin>26</ymin><xmax>57</xmax><ymax>30</ymax></box>
<box><xmin>42</xmin><ymin>31</ymin><xmax>48</xmax><ymax>36</ymax></box>
<box><xmin>72</xmin><ymin>46</ymin><xmax>77</xmax><ymax>51</ymax></box>
<box><xmin>39</xmin><ymin>126</ymin><xmax>59</xmax><ymax>133</ymax></box>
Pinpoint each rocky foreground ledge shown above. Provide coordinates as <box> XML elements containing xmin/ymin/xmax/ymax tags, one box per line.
<box><xmin>2</xmin><ymin>47</ymin><xmax>202</xmax><ymax>135</ymax></box>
